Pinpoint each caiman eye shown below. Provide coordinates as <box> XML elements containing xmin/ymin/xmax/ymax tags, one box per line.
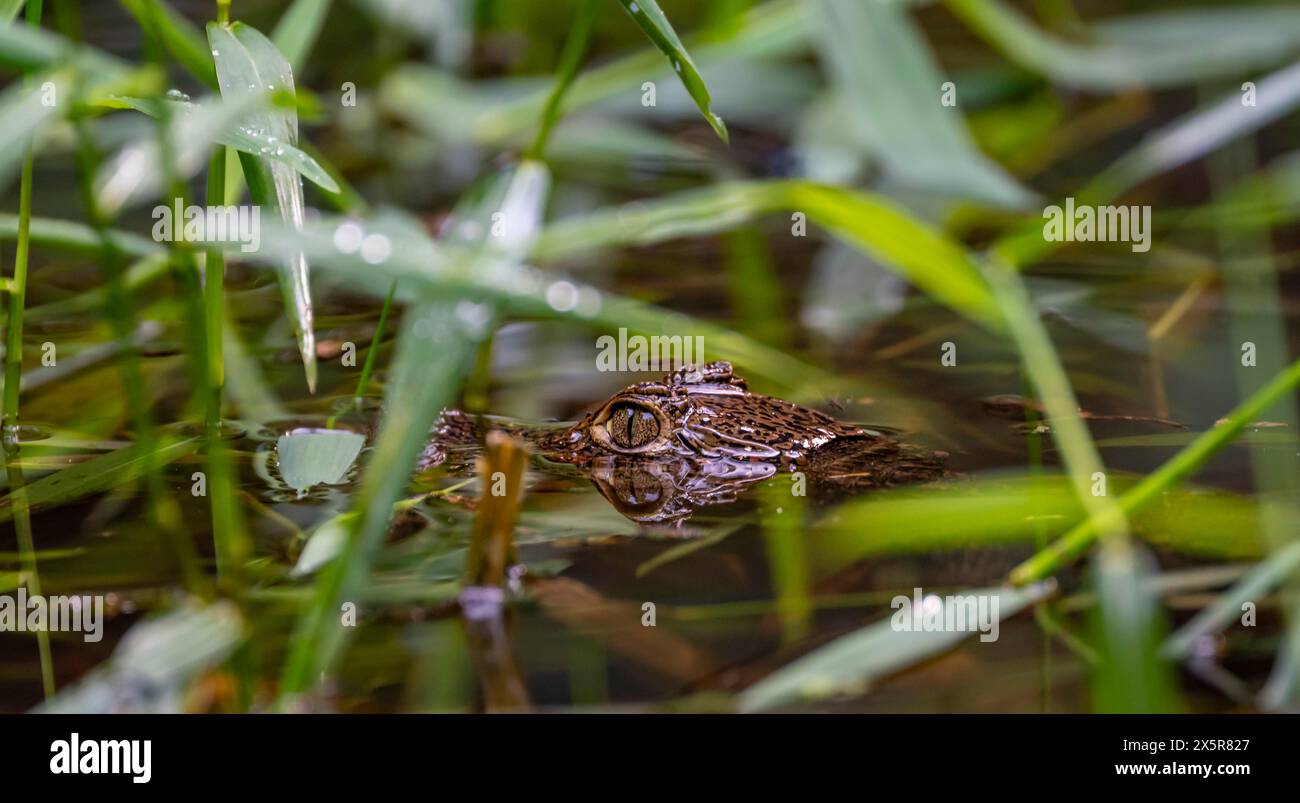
<box><xmin>606</xmin><ymin>403</ymin><xmax>660</xmax><ymax>449</ymax></box>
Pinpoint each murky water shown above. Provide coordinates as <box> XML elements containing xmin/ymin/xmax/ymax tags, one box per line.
<box><xmin>4</xmin><ymin>0</ymin><xmax>1299</xmax><ymax>712</ymax></box>
<box><xmin>5</xmin><ymin>236</ymin><xmax>1287</xmax><ymax>713</ymax></box>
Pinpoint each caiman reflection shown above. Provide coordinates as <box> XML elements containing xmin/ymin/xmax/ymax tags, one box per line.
<box><xmin>421</xmin><ymin>362</ymin><xmax>947</xmax><ymax>524</ymax></box>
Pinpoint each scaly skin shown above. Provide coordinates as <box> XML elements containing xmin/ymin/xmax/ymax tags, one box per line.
<box><xmin>422</xmin><ymin>362</ymin><xmax>948</xmax><ymax>524</ymax></box>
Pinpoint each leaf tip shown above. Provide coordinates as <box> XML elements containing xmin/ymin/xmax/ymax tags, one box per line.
<box><xmin>712</xmin><ymin>113</ymin><xmax>730</xmax><ymax>145</ymax></box>
<box><xmin>304</xmin><ymin>354</ymin><xmax>318</xmax><ymax>394</ymax></box>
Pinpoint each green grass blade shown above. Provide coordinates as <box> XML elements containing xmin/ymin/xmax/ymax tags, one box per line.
<box><xmin>327</xmin><ymin>280</ymin><xmax>395</xmax><ymax>428</ymax></box>
<box><xmin>945</xmin><ymin>0</ymin><xmax>1300</xmax><ymax>90</ymax></box>
<box><xmin>0</xmin><ymin>71</ymin><xmax>65</xmax><ymax>192</ymax></box>
<box><xmin>277</xmin><ymin>161</ymin><xmax>554</xmax><ymax>701</ymax></box>
<box><xmin>1</xmin><ymin>0</ymin><xmax>24</xmax><ymax>23</ymax></box>
<box><xmin>760</xmin><ymin>485</ymin><xmax>811</xmax><ymax>646</ymax></box>
<box><xmin>3</xmin><ymin>0</ymin><xmax>51</xmax><ymax>699</ymax></box>
<box><xmin>526</xmin><ymin>0</ymin><xmax>600</xmax><ymax>160</ymax></box>
<box><xmin>0</xmin><ymin>213</ymin><xmax>162</xmax><ymax>258</ymax></box>
<box><xmin>721</xmin><ymin>225</ymin><xmax>789</xmax><ymax>346</ymax></box>
<box><xmin>983</xmin><ymin>257</ymin><xmax>1128</xmax><ymax>539</ymax></box>
<box><xmin>738</xmin><ymin>583</ymin><xmax>1052</xmax><ymax>712</ymax></box>
<box><xmin>1163</xmin><ymin>539</ymin><xmax>1300</xmax><ymax>660</ymax></box>
<box><xmin>1089</xmin><ymin>543</ymin><xmax>1182</xmax><ymax>712</ymax></box>
<box><xmin>0</xmin><ymin>437</ymin><xmax>200</xmax><ymax>524</ymax></box>
<box><xmin>208</xmin><ymin>21</ymin><xmax>318</xmax><ymax>392</ymax></box>
<box><xmin>534</xmin><ymin>179</ymin><xmax>1003</xmax><ymax>328</ymax></box>
<box><xmin>95</xmin><ymin>95</ymin><xmax>339</xmax><ymax>193</ymax></box>
<box><xmin>222</xmin><ymin>312</ymin><xmax>290</xmax><ymax>423</ymax></box>
<box><xmin>93</xmin><ymin>91</ymin><xmax>271</xmax><ymax>216</ymax></box>
<box><xmin>271</xmin><ymin>0</ymin><xmax>334</xmax><ymax>73</ymax></box>
<box><xmin>35</xmin><ymin>601</ymin><xmax>242</xmax><ymax>713</ymax></box>
<box><xmin>615</xmin><ymin>0</ymin><xmax>728</xmax><ymax>142</ymax></box>
<box><xmin>119</xmin><ymin>0</ymin><xmax>218</xmax><ymax>88</ymax></box>
<box><xmin>203</xmin><ymin>145</ymin><xmax>249</xmax><ymax>593</ymax></box>
<box><xmin>995</xmin><ymin>59</ymin><xmax>1300</xmax><ymax>269</ymax></box>
<box><xmin>0</xmin><ymin>14</ymin><xmax>124</xmax><ymax>74</ymax></box>
<box><xmin>816</xmin><ymin>0</ymin><xmax>1030</xmax><ymax>207</ymax></box>
<box><xmin>241</xmin><ymin>211</ymin><xmax>829</xmax><ymax>394</ymax></box>
<box><xmin>791</xmin><ymin>184</ymin><xmax>1002</xmax><ymax>327</ymax></box>
<box><xmin>810</xmin><ymin>475</ymin><xmax>1264</xmax><ymax>579</ymax></box>
<box><xmin>386</xmin><ymin>0</ymin><xmax>809</xmax><ymax>149</ymax></box>
<box><xmin>1012</xmin><ymin>355</ymin><xmax>1300</xmax><ymax>584</ymax></box>
<box><xmin>275</xmin><ymin>297</ymin><xmax>484</xmax><ymax>704</ymax></box>
<box><xmin>1093</xmin><ymin>61</ymin><xmax>1300</xmax><ymax>203</ymax></box>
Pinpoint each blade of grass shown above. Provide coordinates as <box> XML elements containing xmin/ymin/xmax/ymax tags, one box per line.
<box><xmin>93</xmin><ymin>90</ymin><xmax>273</xmax><ymax>216</ymax></box>
<box><xmin>385</xmin><ymin>0</ymin><xmax>808</xmax><ymax>149</ymax></box>
<box><xmin>204</xmin><ymin>146</ymin><xmax>250</xmax><ymax>591</ymax></box>
<box><xmin>243</xmin><ymin>211</ymin><xmax>828</xmax><ymax>394</ymax></box>
<box><xmin>271</xmin><ymin>0</ymin><xmax>333</xmax><ymax>74</ymax></box>
<box><xmin>1163</xmin><ymin>539</ymin><xmax>1300</xmax><ymax>660</ymax></box>
<box><xmin>68</xmin><ymin>78</ymin><xmax>202</xmax><ymax>593</ymax></box>
<box><xmin>1011</xmin><ymin>355</ymin><xmax>1300</xmax><ymax>584</ymax></box>
<box><xmin>817</xmin><ymin>0</ymin><xmax>1031</xmax><ymax>207</ymax></box>
<box><xmin>0</xmin><ymin>11</ymin><xmax>125</xmax><ymax>74</ymax></box>
<box><xmin>983</xmin><ymin>256</ymin><xmax>1129</xmax><ymax>542</ymax></box>
<box><xmin>35</xmin><ymin>601</ymin><xmax>242</xmax><ymax>713</ymax></box>
<box><xmin>120</xmin><ymin>0</ymin><xmax>218</xmax><ymax>88</ymax></box>
<box><xmin>534</xmin><ymin>179</ymin><xmax>1003</xmax><ymax>328</ymax></box>
<box><xmin>525</xmin><ymin>0</ymin><xmax>600</xmax><ymax>161</ymax></box>
<box><xmin>1208</xmin><ymin>127</ymin><xmax>1300</xmax><ymax>709</ymax></box>
<box><xmin>94</xmin><ymin>94</ymin><xmax>339</xmax><ymax>193</ymax></box>
<box><xmin>0</xmin><ymin>70</ymin><xmax>66</xmax><ymax>193</ymax></box>
<box><xmin>276</xmin><ymin>161</ymin><xmax>556</xmax><ymax>703</ymax></box>
<box><xmin>208</xmin><ymin>21</ymin><xmax>318</xmax><ymax>392</ymax></box>
<box><xmin>121</xmin><ymin>19</ymin><xmax>226</xmax><ymax>593</ymax></box>
<box><xmin>0</xmin><ymin>437</ymin><xmax>200</xmax><ymax>524</ymax></box>
<box><xmin>995</xmin><ymin>59</ymin><xmax>1300</xmax><ymax>269</ymax></box>
<box><xmin>721</xmin><ymin>225</ymin><xmax>788</xmax><ymax>346</ymax></box>
<box><xmin>810</xmin><ymin>475</ymin><xmax>1263</xmax><ymax>576</ymax></box>
<box><xmin>275</xmin><ymin>297</ymin><xmax>484</xmax><ymax>705</ymax></box>
<box><xmin>945</xmin><ymin>0</ymin><xmax>1300</xmax><ymax>90</ymax></box>
<box><xmin>0</xmin><ymin>213</ymin><xmax>161</xmax><ymax>259</ymax></box>
<box><xmin>2</xmin><ymin>0</ymin><xmax>52</xmax><ymax>700</ymax></box>
<box><xmin>1089</xmin><ymin>543</ymin><xmax>1181</xmax><ymax>712</ymax></box>
<box><xmin>737</xmin><ymin>583</ymin><xmax>1053</xmax><ymax>712</ymax></box>
<box><xmin>760</xmin><ymin>482</ymin><xmax>810</xmax><ymax>646</ymax></box>
<box><xmin>326</xmin><ymin>280</ymin><xmax>394</xmax><ymax>428</ymax></box>
<box><xmin>615</xmin><ymin>0</ymin><xmax>728</xmax><ymax>142</ymax></box>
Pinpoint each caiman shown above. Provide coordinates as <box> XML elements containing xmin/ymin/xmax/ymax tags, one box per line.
<box><xmin>420</xmin><ymin>361</ymin><xmax>947</xmax><ymax>524</ymax></box>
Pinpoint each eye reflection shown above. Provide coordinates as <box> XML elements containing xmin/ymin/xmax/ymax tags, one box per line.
<box><xmin>611</xmin><ymin>471</ymin><xmax>663</xmax><ymax>511</ymax></box>
<box><xmin>606</xmin><ymin>403</ymin><xmax>660</xmax><ymax>449</ymax></box>
<box><xmin>589</xmin><ymin>462</ymin><xmax>675</xmax><ymax>522</ymax></box>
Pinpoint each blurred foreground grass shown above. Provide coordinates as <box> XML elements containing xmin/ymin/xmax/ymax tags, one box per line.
<box><xmin>1</xmin><ymin>0</ymin><xmax>1300</xmax><ymax>712</ymax></box>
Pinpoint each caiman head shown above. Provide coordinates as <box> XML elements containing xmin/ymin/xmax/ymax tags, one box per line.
<box><xmin>423</xmin><ymin>362</ymin><xmax>944</xmax><ymax>525</ymax></box>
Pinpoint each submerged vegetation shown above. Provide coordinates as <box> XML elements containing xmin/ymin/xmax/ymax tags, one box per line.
<box><xmin>2</xmin><ymin>0</ymin><xmax>1300</xmax><ymax>713</ymax></box>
